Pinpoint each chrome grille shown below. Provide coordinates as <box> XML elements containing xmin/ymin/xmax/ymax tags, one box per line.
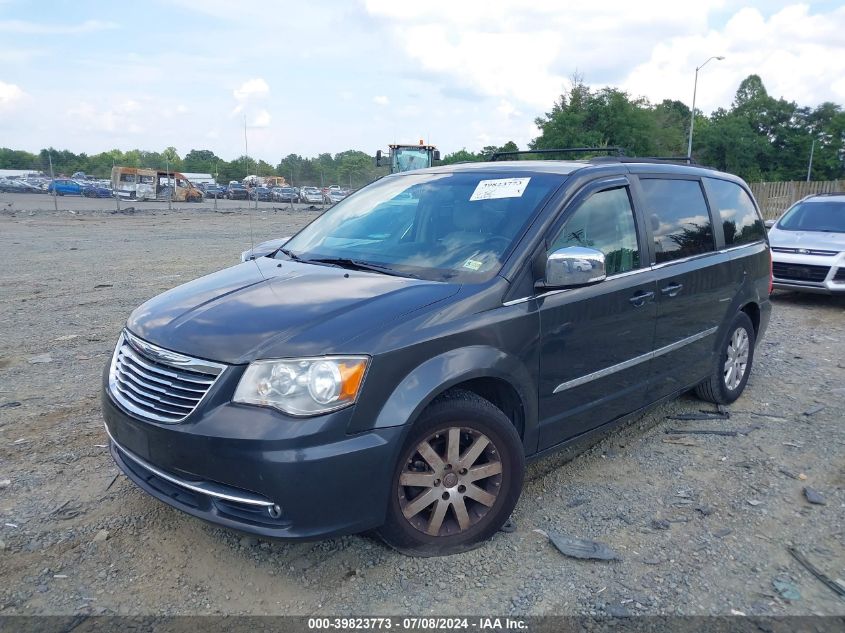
<box><xmin>108</xmin><ymin>331</ymin><xmax>226</xmax><ymax>423</ymax></box>
<box><xmin>771</xmin><ymin>246</ymin><xmax>840</xmax><ymax>256</ymax></box>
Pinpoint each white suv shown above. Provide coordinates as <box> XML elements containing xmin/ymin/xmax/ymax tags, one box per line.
<box><xmin>768</xmin><ymin>193</ymin><xmax>845</xmax><ymax>294</ymax></box>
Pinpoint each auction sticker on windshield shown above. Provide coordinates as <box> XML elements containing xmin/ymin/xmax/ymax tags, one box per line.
<box><xmin>469</xmin><ymin>177</ymin><xmax>530</xmax><ymax>201</ymax></box>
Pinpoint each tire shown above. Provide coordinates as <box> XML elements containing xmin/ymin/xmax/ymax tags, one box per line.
<box><xmin>377</xmin><ymin>389</ymin><xmax>524</xmax><ymax>557</ymax></box>
<box><xmin>695</xmin><ymin>311</ymin><xmax>755</xmax><ymax>404</ymax></box>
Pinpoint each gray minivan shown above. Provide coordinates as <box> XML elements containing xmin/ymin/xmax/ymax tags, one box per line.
<box><xmin>102</xmin><ymin>157</ymin><xmax>771</xmax><ymax>555</ymax></box>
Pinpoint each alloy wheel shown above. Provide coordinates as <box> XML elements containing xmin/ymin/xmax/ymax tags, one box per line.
<box><xmin>724</xmin><ymin>327</ymin><xmax>750</xmax><ymax>391</ymax></box>
<box><xmin>398</xmin><ymin>427</ymin><xmax>503</xmax><ymax>537</ymax></box>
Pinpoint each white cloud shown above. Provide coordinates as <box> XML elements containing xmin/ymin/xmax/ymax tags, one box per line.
<box><xmin>621</xmin><ymin>4</ymin><xmax>845</xmax><ymax>112</ymax></box>
<box><xmin>0</xmin><ymin>80</ymin><xmax>25</xmax><ymax>109</ymax></box>
<box><xmin>233</xmin><ymin>77</ymin><xmax>270</xmax><ymax>102</ymax></box>
<box><xmin>232</xmin><ymin>77</ymin><xmax>270</xmax><ymax>116</ymax></box>
<box><xmin>373</xmin><ymin>95</ymin><xmax>390</xmax><ymax>106</ymax></box>
<box><xmin>496</xmin><ymin>99</ymin><xmax>520</xmax><ymax>119</ymax></box>
<box><xmin>251</xmin><ymin>109</ymin><xmax>271</xmax><ymax>127</ymax></box>
<box><xmin>66</xmin><ymin>100</ymin><xmax>143</xmax><ymax>134</ymax></box>
<box><xmin>0</xmin><ymin>19</ymin><xmax>118</xmax><ymax>34</ymax></box>
<box><xmin>365</xmin><ymin>0</ymin><xmax>726</xmax><ymax>109</ymax></box>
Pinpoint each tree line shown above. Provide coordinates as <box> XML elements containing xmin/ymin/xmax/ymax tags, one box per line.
<box><xmin>443</xmin><ymin>74</ymin><xmax>844</xmax><ymax>182</ymax></box>
<box><xmin>1</xmin><ymin>74</ymin><xmax>842</xmax><ymax>184</ymax></box>
<box><xmin>0</xmin><ymin>146</ymin><xmax>387</xmax><ymax>189</ymax></box>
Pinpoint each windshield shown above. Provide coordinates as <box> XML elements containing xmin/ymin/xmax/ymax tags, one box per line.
<box><xmin>392</xmin><ymin>148</ymin><xmax>431</xmax><ymax>172</ymax></box>
<box><xmin>280</xmin><ymin>171</ymin><xmax>564</xmax><ymax>282</ymax></box>
<box><xmin>778</xmin><ymin>201</ymin><xmax>845</xmax><ymax>232</ymax></box>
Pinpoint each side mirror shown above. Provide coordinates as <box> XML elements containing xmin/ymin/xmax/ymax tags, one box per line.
<box><xmin>375</xmin><ymin>150</ymin><xmax>382</xmax><ymax>167</ymax></box>
<box><xmin>764</xmin><ymin>219</ymin><xmax>776</xmax><ymax>229</ymax></box>
<box><xmin>432</xmin><ymin>150</ymin><xmax>441</xmax><ymax>162</ymax></box>
<box><xmin>540</xmin><ymin>246</ymin><xmax>606</xmax><ymax>289</ymax></box>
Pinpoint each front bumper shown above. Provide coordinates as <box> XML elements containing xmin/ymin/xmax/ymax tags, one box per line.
<box><xmin>102</xmin><ymin>372</ymin><xmax>403</xmax><ymax>539</ymax></box>
<box><xmin>772</xmin><ymin>252</ymin><xmax>845</xmax><ymax>294</ymax></box>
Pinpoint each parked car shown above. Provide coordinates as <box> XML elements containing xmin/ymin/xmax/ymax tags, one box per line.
<box><xmin>102</xmin><ymin>157</ymin><xmax>771</xmax><ymax>556</ymax></box>
<box><xmin>272</xmin><ymin>187</ymin><xmax>298</xmax><ymax>203</ymax></box>
<box><xmin>250</xmin><ymin>186</ymin><xmax>273</xmax><ymax>202</ymax></box>
<box><xmin>47</xmin><ymin>179</ymin><xmax>84</xmax><ymax>196</ymax></box>
<box><xmin>202</xmin><ymin>184</ymin><xmax>226</xmax><ymax>198</ymax></box>
<box><xmin>226</xmin><ymin>183</ymin><xmax>249</xmax><ymax>200</ymax></box>
<box><xmin>0</xmin><ymin>179</ymin><xmax>44</xmax><ymax>193</ymax></box>
<box><xmin>299</xmin><ymin>186</ymin><xmax>323</xmax><ymax>204</ymax></box>
<box><xmin>82</xmin><ymin>183</ymin><xmax>113</xmax><ymax>198</ymax></box>
<box><xmin>324</xmin><ymin>189</ymin><xmax>347</xmax><ymax>204</ymax></box>
<box><xmin>767</xmin><ymin>192</ymin><xmax>845</xmax><ymax>294</ymax></box>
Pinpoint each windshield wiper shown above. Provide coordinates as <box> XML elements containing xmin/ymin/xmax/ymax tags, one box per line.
<box><xmin>303</xmin><ymin>257</ymin><xmax>416</xmax><ymax>278</ymax></box>
<box><xmin>278</xmin><ymin>248</ymin><xmax>302</xmax><ymax>261</ymax></box>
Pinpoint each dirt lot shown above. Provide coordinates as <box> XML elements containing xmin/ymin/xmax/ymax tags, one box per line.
<box><xmin>0</xmin><ymin>202</ymin><xmax>843</xmax><ymax>617</ymax></box>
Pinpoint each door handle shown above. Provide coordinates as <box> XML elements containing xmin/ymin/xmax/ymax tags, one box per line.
<box><xmin>660</xmin><ymin>282</ymin><xmax>683</xmax><ymax>297</ymax></box>
<box><xmin>629</xmin><ymin>291</ymin><xmax>654</xmax><ymax>307</ymax></box>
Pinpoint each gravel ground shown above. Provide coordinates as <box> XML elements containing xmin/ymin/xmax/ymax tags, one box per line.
<box><xmin>0</xmin><ymin>202</ymin><xmax>843</xmax><ymax>617</ymax></box>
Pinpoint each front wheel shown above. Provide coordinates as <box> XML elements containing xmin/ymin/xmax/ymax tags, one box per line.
<box><xmin>378</xmin><ymin>390</ymin><xmax>524</xmax><ymax>557</ymax></box>
<box><xmin>695</xmin><ymin>311</ymin><xmax>755</xmax><ymax>404</ymax></box>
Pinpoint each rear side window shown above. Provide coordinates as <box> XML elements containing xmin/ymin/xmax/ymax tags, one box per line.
<box><xmin>706</xmin><ymin>178</ymin><xmax>765</xmax><ymax>245</ymax></box>
<box><xmin>639</xmin><ymin>178</ymin><xmax>714</xmax><ymax>264</ymax></box>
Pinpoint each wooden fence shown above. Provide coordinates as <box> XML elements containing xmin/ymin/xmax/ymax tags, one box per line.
<box><xmin>749</xmin><ymin>180</ymin><xmax>843</xmax><ymax>219</ymax></box>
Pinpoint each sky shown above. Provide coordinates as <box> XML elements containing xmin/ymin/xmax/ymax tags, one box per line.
<box><xmin>1</xmin><ymin>0</ymin><xmax>844</xmax><ymax>162</ymax></box>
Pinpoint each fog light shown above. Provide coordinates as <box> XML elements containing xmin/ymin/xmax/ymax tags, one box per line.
<box><xmin>267</xmin><ymin>504</ymin><xmax>283</xmax><ymax>519</ymax></box>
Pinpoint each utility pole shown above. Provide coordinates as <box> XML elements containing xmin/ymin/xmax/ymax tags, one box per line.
<box><xmin>165</xmin><ymin>155</ymin><xmax>172</xmax><ymax>210</ymax></box>
<box><xmin>806</xmin><ymin>138</ymin><xmax>815</xmax><ymax>182</ymax></box>
<box><xmin>243</xmin><ymin>115</ymin><xmax>249</xmax><ymax>177</ymax></box>
<box><xmin>687</xmin><ymin>55</ymin><xmax>725</xmax><ymax>160</ymax></box>
<box><xmin>48</xmin><ymin>152</ymin><xmax>58</xmax><ymax>212</ymax></box>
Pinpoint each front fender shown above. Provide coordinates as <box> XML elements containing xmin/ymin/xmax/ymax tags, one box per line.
<box><xmin>370</xmin><ymin>346</ymin><xmax>538</xmax><ymax>454</ymax></box>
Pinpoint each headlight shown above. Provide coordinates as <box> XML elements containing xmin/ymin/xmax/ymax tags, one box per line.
<box><xmin>233</xmin><ymin>356</ymin><xmax>369</xmax><ymax>416</ymax></box>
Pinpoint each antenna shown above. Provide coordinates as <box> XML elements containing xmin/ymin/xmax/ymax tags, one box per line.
<box><xmin>249</xmin><ymin>207</ymin><xmax>255</xmax><ymax>262</ymax></box>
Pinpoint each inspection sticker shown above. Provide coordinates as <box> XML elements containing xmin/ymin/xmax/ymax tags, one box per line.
<box><xmin>462</xmin><ymin>258</ymin><xmax>483</xmax><ymax>271</ymax></box>
<box><xmin>469</xmin><ymin>177</ymin><xmax>531</xmax><ymax>201</ymax></box>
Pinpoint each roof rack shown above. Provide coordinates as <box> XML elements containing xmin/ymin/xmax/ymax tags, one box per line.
<box><xmin>488</xmin><ymin>147</ymin><xmax>626</xmax><ymax>161</ymax></box>
<box><xmin>589</xmin><ymin>156</ymin><xmax>698</xmax><ymax>166</ymax></box>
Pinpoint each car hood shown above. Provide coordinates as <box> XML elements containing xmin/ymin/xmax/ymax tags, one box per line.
<box><xmin>769</xmin><ymin>227</ymin><xmax>845</xmax><ymax>251</ymax></box>
<box><xmin>126</xmin><ymin>257</ymin><xmax>459</xmax><ymax>364</ymax></box>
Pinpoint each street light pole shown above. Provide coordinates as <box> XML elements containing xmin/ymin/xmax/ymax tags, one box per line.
<box><xmin>687</xmin><ymin>55</ymin><xmax>725</xmax><ymax>160</ymax></box>
<box><xmin>806</xmin><ymin>138</ymin><xmax>815</xmax><ymax>182</ymax></box>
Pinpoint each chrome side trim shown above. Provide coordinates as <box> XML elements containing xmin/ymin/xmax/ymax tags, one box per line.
<box><xmin>124</xmin><ymin>330</ymin><xmax>225</xmax><ymax>376</ymax></box>
<box><xmin>502</xmin><ymin>266</ymin><xmax>654</xmax><ymax>306</ymax></box>
<box><xmin>552</xmin><ymin>326</ymin><xmax>718</xmax><ymax>394</ymax></box>
<box><xmin>650</xmin><ymin>251</ymin><xmax>717</xmax><ymax>270</ymax></box>
<box><xmin>719</xmin><ymin>241</ymin><xmax>766</xmax><ymax>254</ymax></box>
<box><xmin>552</xmin><ymin>348</ymin><xmax>653</xmax><ymax>393</ymax></box>
<box><xmin>104</xmin><ymin>424</ymin><xmax>275</xmax><ymax>507</ymax></box>
<box><xmin>652</xmin><ymin>326</ymin><xmax>718</xmax><ymax>358</ymax></box>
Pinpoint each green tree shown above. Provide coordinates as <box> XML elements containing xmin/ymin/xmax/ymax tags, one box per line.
<box><xmin>532</xmin><ymin>80</ymin><xmax>660</xmax><ymax>157</ymax></box>
<box><xmin>183</xmin><ymin>149</ymin><xmax>222</xmax><ymax>175</ymax></box>
<box><xmin>440</xmin><ymin>148</ymin><xmax>482</xmax><ymax>164</ymax></box>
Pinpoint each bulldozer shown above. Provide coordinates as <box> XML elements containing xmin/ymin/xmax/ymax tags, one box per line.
<box><xmin>375</xmin><ymin>141</ymin><xmax>440</xmax><ymax>174</ymax></box>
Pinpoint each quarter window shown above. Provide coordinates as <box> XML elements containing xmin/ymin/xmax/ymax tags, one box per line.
<box><xmin>550</xmin><ymin>187</ymin><xmax>640</xmax><ymax>275</ymax></box>
<box><xmin>705</xmin><ymin>178</ymin><xmax>765</xmax><ymax>246</ymax></box>
<box><xmin>639</xmin><ymin>178</ymin><xmax>714</xmax><ymax>264</ymax></box>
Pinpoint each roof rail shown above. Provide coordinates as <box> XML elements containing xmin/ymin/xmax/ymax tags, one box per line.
<box><xmin>488</xmin><ymin>147</ymin><xmax>626</xmax><ymax>161</ymax></box>
<box><xmin>589</xmin><ymin>156</ymin><xmax>699</xmax><ymax>166</ymax></box>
